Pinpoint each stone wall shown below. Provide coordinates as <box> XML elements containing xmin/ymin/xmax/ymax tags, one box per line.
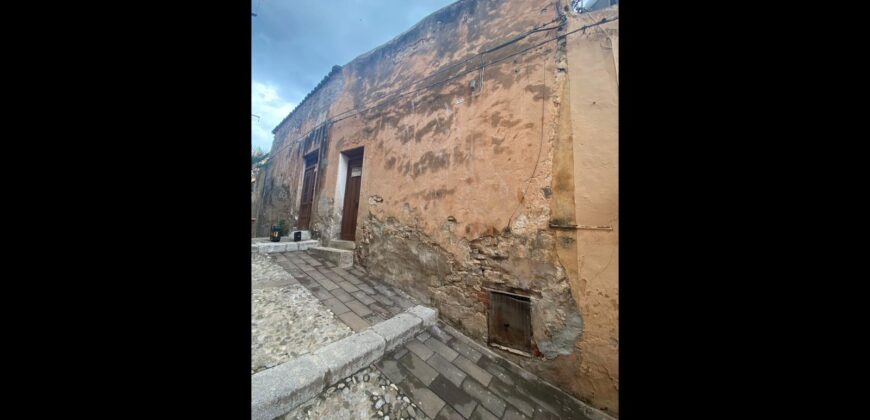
<box><xmin>255</xmin><ymin>0</ymin><xmax>619</xmax><ymax>414</ymax></box>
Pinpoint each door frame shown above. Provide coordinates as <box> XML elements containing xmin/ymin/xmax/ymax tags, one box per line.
<box><xmin>338</xmin><ymin>147</ymin><xmax>364</xmax><ymax>241</ymax></box>
<box><xmin>297</xmin><ymin>151</ymin><xmax>319</xmax><ymax>230</ymax></box>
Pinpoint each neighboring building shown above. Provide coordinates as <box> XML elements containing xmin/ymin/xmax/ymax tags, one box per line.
<box><xmin>252</xmin><ymin>155</ymin><xmax>269</xmax><ymax>237</ymax></box>
<box><xmin>254</xmin><ymin>0</ymin><xmax>618</xmax><ymax>414</ymax></box>
<box><xmin>574</xmin><ymin>0</ymin><xmax>618</xmax><ymax>13</ymax></box>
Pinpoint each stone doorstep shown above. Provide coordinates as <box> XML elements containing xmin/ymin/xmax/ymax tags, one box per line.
<box><xmin>250</xmin><ymin>305</ymin><xmax>438</xmax><ymax>420</ymax></box>
<box><xmin>328</xmin><ymin>239</ymin><xmax>356</xmax><ymax>250</ymax></box>
<box><xmin>307</xmin><ymin>246</ymin><xmax>353</xmax><ymax>268</ymax></box>
<box><xmin>437</xmin><ymin>324</ymin><xmax>618</xmax><ymax>420</ymax></box>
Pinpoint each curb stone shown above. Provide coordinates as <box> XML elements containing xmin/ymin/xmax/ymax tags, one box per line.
<box><xmin>250</xmin><ymin>305</ymin><xmax>438</xmax><ymax>420</ymax></box>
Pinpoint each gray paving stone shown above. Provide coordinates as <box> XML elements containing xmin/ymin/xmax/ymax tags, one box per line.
<box><xmin>332</xmin><ymin>268</ymin><xmax>360</xmax><ymax>283</ymax></box>
<box><xmin>343</xmin><ymin>274</ymin><xmax>364</xmax><ymax>285</ymax></box>
<box><xmin>416</xmin><ymin>332</ymin><xmax>431</xmax><ymax>342</ymax></box>
<box><xmin>429</xmin><ymin>324</ymin><xmax>454</xmax><ymax>343</ymax></box>
<box><xmin>392</xmin><ymin>347</ymin><xmax>408</xmax><ymax>360</ymax></box>
<box><xmin>424</xmin><ymin>337</ymin><xmax>459</xmax><ymax>361</ymax></box>
<box><xmin>330</xmin><ymin>267</ymin><xmax>350</xmax><ymax>276</ymax></box>
<box><xmin>453</xmin><ymin>355</ymin><xmax>492</xmax><ymax>387</ymax></box>
<box><xmin>462</xmin><ymin>377</ymin><xmax>506</xmax><ymax>417</ymax></box>
<box><xmin>364</xmin><ymin>313</ymin><xmax>387</xmax><ymax>326</ymax></box>
<box><xmin>487</xmin><ymin>377</ymin><xmax>535</xmax><ymax>417</ymax></box>
<box><xmin>307</xmin><ymin>272</ymin><xmax>329</xmax><ymax>282</ymax></box>
<box><xmin>337</xmin><ymin>311</ymin><xmax>370</xmax><ymax>332</ymax></box>
<box><xmin>374</xmin><ymin>284</ymin><xmax>398</xmax><ymax>297</ymax></box>
<box><xmin>478</xmin><ymin>355</ymin><xmax>517</xmax><ymax>386</ymax></box>
<box><xmin>392</xmin><ymin>295</ymin><xmax>415</xmax><ymax>310</ymax></box>
<box><xmin>294</xmin><ymin>275</ymin><xmax>315</xmax><ymax>286</ymax></box>
<box><xmin>369</xmin><ymin>303</ymin><xmax>391</xmax><ymax>317</ymax></box>
<box><xmin>426</xmin><ymin>353</ymin><xmax>467</xmax><ymax>387</ymax></box>
<box><xmin>531</xmin><ymin>409</ymin><xmax>562</xmax><ymax>420</ymax></box>
<box><xmin>448</xmin><ymin>338</ymin><xmax>483</xmax><ymax>363</ymax></box>
<box><xmin>329</xmin><ymin>288</ymin><xmax>355</xmax><ymax>303</ymax></box>
<box><xmin>324</xmin><ymin>272</ymin><xmax>346</xmax><ymax>284</ymax></box>
<box><xmin>357</xmin><ymin>284</ymin><xmax>376</xmax><ymax>294</ymax></box>
<box><xmin>321</xmin><ymin>297</ymin><xmax>350</xmax><ymax>315</ymax></box>
<box><xmin>398</xmin><ymin>372</ymin><xmax>446</xmax><ymax>419</ymax></box>
<box><xmin>305</xmin><ymin>285</ymin><xmax>334</xmax><ymax>301</ymax></box>
<box><xmin>337</xmin><ymin>280</ymin><xmax>360</xmax><ymax>293</ymax></box>
<box><xmin>345</xmin><ymin>300</ymin><xmax>373</xmax><ymax>317</ymax></box>
<box><xmin>405</xmin><ymin>340</ymin><xmax>434</xmax><ymax>361</ymax></box>
<box><xmin>503</xmin><ymin>406</ymin><xmax>531</xmax><ymax>420</ymax></box>
<box><xmin>352</xmin><ymin>291</ymin><xmax>376</xmax><ymax>305</ymax></box>
<box><xmin>313</xmin><ymin>330</ymin><xmax>385</xmax><ymax>385</ymax></box>
<box><xmin>314</xmin><ymin>276</ymin><xmax>340</xmax><ymax>291</ymax></box>
<box><xmin>429</xmin><ymin>375</ymin><xmax>478</xmax><ymax>419</ymax></box>
<box><xmin>399</xmin><ymin>351</ymin><xmax>439</xmax><ymax>385</ymax></box>
<box><xmin>372</xmin><ymin>293</ymin><xmax>396</xmax><ymax>306</ymax></box>
<box><xmin>470</xmin><ymin>405</ymin><xmax>500</xmax><ymax>420</ymax></box>
<box><xmin>435</xmin><ymin>403</ymin><xmax>465</xmax><ymax>420</ymax></box>
<box><xmin>375</xmin><ymin>358</ymin><xmax>407</xmax><ymax>384</ymax></box>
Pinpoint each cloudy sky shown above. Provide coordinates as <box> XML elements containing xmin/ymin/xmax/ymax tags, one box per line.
<box><xmin>251</xmin><ymin>0</ymin><xmax>456</xmax><ymax>154</ymax></box>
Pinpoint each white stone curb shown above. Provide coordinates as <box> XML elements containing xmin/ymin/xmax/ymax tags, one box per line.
<box><xmin>251</xmin><ymin>305</ymin><xmax>438</xmax><ymax>420</ymax></box>
<box><xmin>251</xmin><ymin>240</ymin><xmax>319</xmax><ymax>254</ymax></box>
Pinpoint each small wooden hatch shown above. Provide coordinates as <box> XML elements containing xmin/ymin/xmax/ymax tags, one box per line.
<box><xmin>488</xmin><ymin>291</ymin><xmax>532</xmax><ymax>355</ymax></box>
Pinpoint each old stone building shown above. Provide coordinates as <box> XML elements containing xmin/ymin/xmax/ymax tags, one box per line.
<box><xmin>254</xmin><ymin>0</ymin><xmax>618</xmax><ymax>414</ymax></box>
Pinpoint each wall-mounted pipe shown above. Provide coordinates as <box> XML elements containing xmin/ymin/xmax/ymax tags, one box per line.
<box><xmin>549</xmin><ymin>223</ymin><xmax>613</xmax><ymax>231</ymax></box>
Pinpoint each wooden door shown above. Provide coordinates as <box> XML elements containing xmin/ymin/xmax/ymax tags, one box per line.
<box><xmin>297</xmin><ymin>162</ymin><xmax>317</xmax><ymax>229</ymax></box>
<box><xmin>340</xmin><ymin>157</ymin><xmax>363</xmax><ymax>240</ymax></box>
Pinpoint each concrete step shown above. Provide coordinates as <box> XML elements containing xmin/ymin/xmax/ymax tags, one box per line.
<box><xmin>308</xmin><ymin>246</ymin><xmax>353</xmax><ymax>268</ymax></box>
<box><xmin>329</xmin><ymin>239</ymin><xmax>356</xmax><ymax>251</ymax></box>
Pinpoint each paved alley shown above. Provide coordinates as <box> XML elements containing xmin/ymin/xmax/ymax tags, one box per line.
<box><xmin>266</xmin><ymin>250</ymin><xmax>602</xmax><ymax>420</ymax></box>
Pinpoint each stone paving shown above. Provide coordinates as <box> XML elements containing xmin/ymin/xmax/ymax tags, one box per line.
<box><xmin>270</xmin><ymin>251</ymin><xmax>604</xmax><ymax>420</ymax></box>
<box><xmin>252</xmin><ymin>254</ymin><xmax>353</xmax><ymax>375</ymax></box>
<box><xmin>271</xmin><ymin>251</ymin><xmax>420</xmax><ymax>333</ymax></box>
<box><xmin>375</xmin><ymin>323</ymin><xmax>595</xmax><ymax>420</ymax></box>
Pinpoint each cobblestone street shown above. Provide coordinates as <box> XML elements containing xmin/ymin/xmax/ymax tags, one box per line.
<box><xmin>252</xmin><ymin>254</ymin><xmax>352</xmax><ymax>374</ymax></box>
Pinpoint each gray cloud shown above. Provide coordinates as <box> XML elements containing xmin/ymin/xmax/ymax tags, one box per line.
<box><xmin>251</xmin><ymin>0</ymin><xmax>456</xmax><ymax>152</ymax></box>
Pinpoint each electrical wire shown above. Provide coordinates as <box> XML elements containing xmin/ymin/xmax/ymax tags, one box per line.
<box><xmin>505</xmin><ymin>44</ymin><xmax>548</xmax><ymax>232</ymax></box>
<box><xmin>262</xmin><ymin>15</ymin><xmax>617</xmax><ymax>163</ymax></box>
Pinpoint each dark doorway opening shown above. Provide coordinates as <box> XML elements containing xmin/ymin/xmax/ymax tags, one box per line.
<box><xmin>340</xmin><ymin>147</ymin><xmax>364</xmax><ymax>241</ymax></box>
<box><xmin>297</xmin><ymin>152</ymin><xmax>319</xmax><ymax>230</ymax></box>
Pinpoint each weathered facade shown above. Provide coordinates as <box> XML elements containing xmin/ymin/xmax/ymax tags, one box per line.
<box><xmin>254</xmin><ymin>0</ymin><xmax>618</xmax><ymax>414</ymax></box>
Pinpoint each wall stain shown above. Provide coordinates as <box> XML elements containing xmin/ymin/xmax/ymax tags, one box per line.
<box><xmin>412</xmin><ymin>150</ymin><xmax>451</xmax><ymax>178</ymax></box>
